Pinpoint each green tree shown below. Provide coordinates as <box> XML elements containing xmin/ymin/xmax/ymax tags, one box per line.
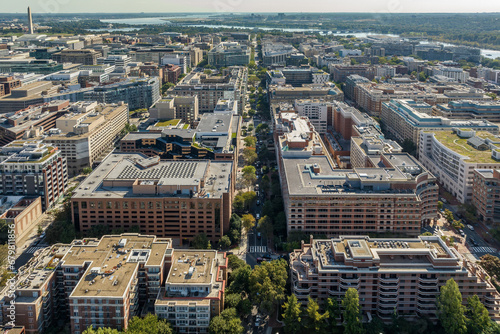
<box><xmin>82</xmin><ymin>167</ymin><xmax>93</xmax><ymax>175</ymax></box>
<box><xmin>241</xmin><ymin>214</ymin><xmax>256</xmax><ymax>232</ymax></box>
<box><xmin>241</xmin><ymin>165</ymin><xmax>257</xmax><ymax>188</ymax></box>
<box><xmin>127</xmin><ymin>314</ymin><xmax>174</xmax><ymax>334</ymax></box>
<box><xmin>305</xmin><ymin>297</ymin><xmax>329</xmax><ymax>333</ymax></box>
<box><xmin>232</xmin><ymin>193</ymin><xmax>245</xmax><ymax>213</ymax></box>
<box><xmin>225</xmin><ymin>293</ymin><xmax>242</xmax><ymax>309</ymax></box>
<box><xmin>249</xmin><ymin>259</ymin><xmax>288</xmax><ymax>314</ymax></box>
<box><xmin>437</xmin><ymin>279</ymin><xmax>467</xmax><ymax>334</ymax></box>
<box><xmin>257</xmin><ymin>215</ymin><xmax>273</xmax><ymax>240</ymax></box>
<box><xmin>209</xmin><ymin>308</ymin><xmax>244</xmax><ymax>334</ymax></box>
<box><xmin>241</xmin><ymin>191</ymin><xmax>257</xmax><ymax>210</ymax></box>
<box><xmin>282</xmin><ymin>294</ymin><xmax>302</xmax><ymax>334</ymax></box>
<box><xmin>342</xmin><ymin>288</ymin><xmax>364</xmax><ymax>334</ymax></box>
<box><xmin>438</xmin><ymin>201</ymin><xmax>444</xmax><ymax>210</ymax></box>
<box><xmin>237</xmin><ymin>298</ymin><xmax>252</xmax><ymax>317</ymax></box>
<box><xmin>217</xmin><ymin>235</ymin><xmax>231</xmax><ymax>249</ymax></box>
<box><xmin>244</xmin><ymin>136</ymin><xmax>257</xmax><ymax>147</ymax></box>
<box><xmin>227</xmin><ymin>254</ymin><xmax>246</xmax><ymax>270</ymax></box>
<box><xmin>161</xmin><ymin>82</ymin><xmax>175</xmax><ymax>94</ymax></box>
<box><xmin>82</xmin><ymin>326</ymin><xmax>120</xmax><ymax>334</ymax></box>
<box><xmin>325</xmin><ymin>297</ymin><xmax>340</xmax><ymax>326</ymax></box>
<box><xmin>204</xmin><ymin>69</ymin><xmax>212</xmax><ymax>75</ymax></box>
<box><xmin>255</xmin><ymin>123</ymin><xmax>269</xmax><ymax>135</ymax></box>
<box><xmin>242</xmin><ymin>148</ymin><xmax>258</xmax><ymax>165</ymax></box>
<box><xmin>466</xmin><ymin>295</ymin><xmax>491</xmax><ymax>334</ymax></box>
<box><xmin>418</xmin><ymin>71</ymin><xmax>428</xmax><ymax>82</ymax></box>
<box><xmin>191</xmin><ymin>233</ymin><xmax>211</xmax><ymax>249</ymax></box>
<box><xmin>228</xmin><ymin>265</ymin><xmax>252</xmax><ymax>294</ymax></box>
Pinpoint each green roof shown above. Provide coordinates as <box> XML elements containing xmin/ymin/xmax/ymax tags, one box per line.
<box><xmin>155</xmin><ymin>119</ymin><xmax>181</xmax><ymax>127</ymax></box>
<box><xmin>429</xmin><ymin>131</ymin><xmax>500</xmax><ymax>164</ymax></box>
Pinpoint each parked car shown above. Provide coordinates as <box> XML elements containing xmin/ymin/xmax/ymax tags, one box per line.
<box><xmin>459</xmin><ymin>229</ymin><xmax>465</xmax><ymax>237</ymax></box>
<box><xmin>256</xmin><ymin>200</ymin><xmax>261</xmax><ymax>206</ymax></box>
<box><xmin>257</xmin><ymin>232</ymin><xmax>262</xmax><ymax>239</ymax></box>
<box><xmin>256</xmin><ymin>213</ymin><xmax>260</xmax><ymax>220</ymax></box>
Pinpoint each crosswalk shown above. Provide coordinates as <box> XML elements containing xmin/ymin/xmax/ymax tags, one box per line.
<box><xmin>249</xmin><ymin>246</ymin><xmax>267</xmax><ymax>253</ymax></box>
<box><xmin>471</xmin><ymin>246</ymin><xmax>497</xmax><ymax>254</ymax></box>
<box><xmin>25</xmin><ymin>246</ymin><xmax>46</xmax><ymax>254</ymax></box>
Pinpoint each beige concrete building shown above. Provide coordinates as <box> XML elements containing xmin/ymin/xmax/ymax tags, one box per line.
<box><xmin>149</xmin><ymin>96</ymin><xmax>199</xmax><ymax>125</ymax></box>
<box><xmin>172</xmin><ymin>67</ymin><xmax>247</xmax><ymax>113</ymax></box>
<box><xmin>43</xmin><ymin>102</ymin><xmax>129</xmax><ymax>175</ymax></box>
<box><xmin>0</xmin><ymin>196</ymin><xmax>42</xmax><ymax>241</ymax></box>
<box><xmin>381</xmin><ymin>99</ymin><xmax>498</xmax><ymax>145</ymax></box>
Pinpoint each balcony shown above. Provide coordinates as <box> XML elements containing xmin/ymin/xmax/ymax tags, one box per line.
<box><xmin>379</xmin><ymin>294</ymin><xmax>398</xmax><ymax>302</ymax></box>
<box><xmin>340</xmin><ymin>277</ymin><xmax>360</xmax><ymax>285</ymax></box>
<box><xmin>418</xmin><ymin>277</ymin><xmax>438</xmax><ymax>284</ymax></box>
<box><xmin>377</xmin><ymin>305</ymin><xmax>394</xmax><ymax>314</ymax></box>
<box><xmin>293</xmin><ymin>285</ymin><xmax>311</xmax><ymax>293</ymax></box>
<box><xmin>379</xmin><ymin>287</ymin><xmax>398</xmax><ymax>293</ymax></box>
<box><xmin>418</xmin><ymin>284</ymin><xmax>439</xmax><ymax>292</ymax></box>
<box><xmin>379</xmin><ymin>277</ymin><xmax>400</xmax><ymax>285</ymax></box>
<box><xmin>417</xmin><ymin>302</ymin><xmax>436</xmax><ymax>311</ymax></box>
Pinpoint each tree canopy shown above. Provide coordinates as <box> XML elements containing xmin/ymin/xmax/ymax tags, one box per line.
<box><xmin>437</xmin><ymin>279</ymin><xmax>467</xmax><ymax>334</ymax></box>
<box><xmin>342</xmin><ymin>288</ymin><xmax>364</xmax><ymax>334</ymax></box>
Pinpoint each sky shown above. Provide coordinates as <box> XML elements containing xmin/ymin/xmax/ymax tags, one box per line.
<box><xmin>5</xmin><ymin>0</ymin><xmax>500</xmax><ymax>14</ymax></box>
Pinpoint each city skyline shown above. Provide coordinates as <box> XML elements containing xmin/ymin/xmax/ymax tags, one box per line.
<box><xmin>4</xmin><ymin>0</ymin><xmax>500</xmax><ymax>14</ymax></box>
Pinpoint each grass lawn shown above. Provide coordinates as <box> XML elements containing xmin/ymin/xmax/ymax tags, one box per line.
<box><xmin>430</xmin><ymin>131</ymin><xmax>499</xmax><ymax>163</ymax></box>
<box><xmin>156</xmin><ymin>119</ymin><xmax>181</xmax><ymax>127</ymax></box>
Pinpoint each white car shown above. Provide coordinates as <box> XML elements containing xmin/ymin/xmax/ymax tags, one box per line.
<box><xmin>467</xmin><ymin>224</ymin><xmax>474</xmax><ymax>231</ymax></box>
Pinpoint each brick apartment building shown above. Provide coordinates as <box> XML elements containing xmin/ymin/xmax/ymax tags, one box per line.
<box><xmin>0</xmin><ymin>76</ymin><xmax>22</xmax><ymax>97</ymax></box>
<box><xmin>290</xmin><ymin>235</ymin><xmax>500</xmax><ymax>321</ymax></box>
<box><xmin>274</xmin><ymin>104</ymin><xmax>437</xmax><ymax>237</ymax></box>
<box><xmin>71</xmin><ymin>153</ymin><xmax>234</xmax><ymax>244</ymax></box>
<box><xmin>0</xmin><ymin>234</ymin><xmax>228</xmax><ymax>334</ymax></box>
<box><xmin>0</xmin><ymin>141</ymin><xmax>68</xmax><ymax>210</ymax></box>
<box><xmin>472</xmin><ymin>169</ymin><xmax>500</xmax><ymax>223</ymax></box>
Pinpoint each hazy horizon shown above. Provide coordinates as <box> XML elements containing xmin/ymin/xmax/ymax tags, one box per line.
<box><xmin>5</xmin><ymin>0</ymin><xmax>500</xmax><ymax>14</ymax></box>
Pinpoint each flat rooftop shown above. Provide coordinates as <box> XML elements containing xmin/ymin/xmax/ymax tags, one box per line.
<box><xmin>291</xmin><ymin>236</ymin><xmax>459</xmax><ymax>275</ymax></box>
<box><xmin>167</xmin><ymin>250</ymin><xmax>216</xmax><ymax>285</ymax></box>
<box><xmin>196</xmin><ymin>113</ymin><xmax>233</xmax><ymax>134</ymax></box>
<box><xmin>65</xmin><ymin>234</ymin><xmax>170</xmax><ymax>298</ymax></box>
<box><xmin>72</xmin><ymin>153</ymin><xmax>232</xmax><ymax>199</ymax></box>
<box><xmin>429</xmin><ymin>131</ymin><xmax>500</xmax><ymax>164</ymax></box>
<box><xmin>282</xmin><ymin>155</ymin><xmax>418</xmax><ymax>196</ymax></box>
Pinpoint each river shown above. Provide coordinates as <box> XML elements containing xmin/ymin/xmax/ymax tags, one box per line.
<box><xmin>97</xmin><ymin>18</ymin><xmax>500</xmax><ymax>59</ymax></box>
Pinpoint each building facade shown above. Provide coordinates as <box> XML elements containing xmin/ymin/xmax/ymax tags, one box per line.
<box><xmin>43</xmin><ymin>102</ymin><xmax>129</xmax><ymax>175</ymax></box>
<box><xmin>290</xmin><ymin>235</ymin><xmax>500</xmax><ymax>321</ymax></box>
<box><xmin>71</xmin><ymin>153</ymin><xmax>234</xmax><ymax>243</ymax></box>
<box><xmin>381</xmin><ymin>99</ymin><xmax>498</xmax><ymax>145</ymax></box>
<box><xmin>419</xmin><ymin>129</ymin><xmax>500</xmax><ymax>204</ymax></box>
<box><xmin>472</xmin><ymin>169</ymin><xmax>500</xmax><ymax>223</ymax></box>
<box><xmin>0</xmin><ymin>141</ymin><xmax>67</xmax><ymax>210</ymax></box>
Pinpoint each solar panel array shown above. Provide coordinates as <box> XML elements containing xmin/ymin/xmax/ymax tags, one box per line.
<box><xmin>116</xmin><ymin>162</ymin><xmax>199</xmax><ymax>180</ymax></box>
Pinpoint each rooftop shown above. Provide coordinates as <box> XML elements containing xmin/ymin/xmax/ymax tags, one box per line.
<box><xmin>72</xmin><ymin>153</ymin><xmax>232</xmax><ymax>199</ymax></box>
<box><xmin>429</xmin><ymin>131</ymin><xmax>500</xmax><ymax>164</ymax></box>
<box><xmin>65</xmin><ymin>234</ymin><xmax>170</xmax><ymax>298</ymax></box>
<box><xmin>167</xmin><ymin>250</ymin><xmax>217</xmax><ymax>285</ymax></box>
